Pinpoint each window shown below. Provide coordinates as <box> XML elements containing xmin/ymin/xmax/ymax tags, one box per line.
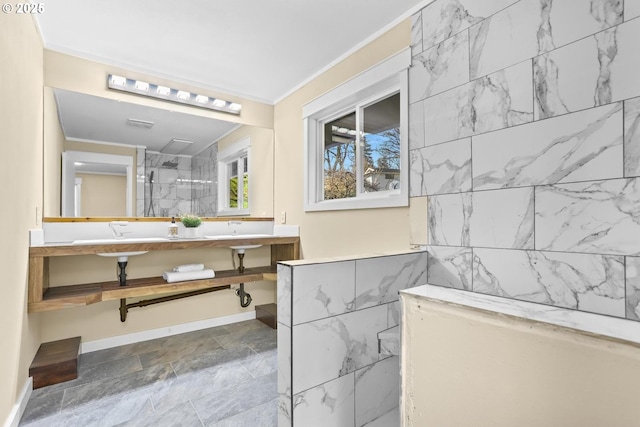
<box><xmin>218</xmin><ymin>137</ymin><xmax>250</xmax><ymax>215</ymax></box>
<box><xmin>304</xmin><ymin>49</ymin><xmax>410</xmax><ymax>211</ymax></box>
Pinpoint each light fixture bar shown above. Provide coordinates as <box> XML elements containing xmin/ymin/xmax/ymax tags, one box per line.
<box><xmin>107</xmin><ymin>74</ymin><xmax>242</xmax><ymax>115</ymax></box>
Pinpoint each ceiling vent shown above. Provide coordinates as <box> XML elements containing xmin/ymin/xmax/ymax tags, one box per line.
<box><xmin>161</xmin><ymin>138</ymin><xmax>194</xmax><ymax>155</ymax></box>
<box><xmin>127</xmin><ymin>118</ymin><xmax>155</xmax><ymax>129</ymax></box>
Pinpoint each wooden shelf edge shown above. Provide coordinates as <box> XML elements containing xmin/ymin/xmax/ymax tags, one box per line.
<box><xmin>28</xmin><ymin>266</ymin><xmax>278</xmax><ymax>313</ymax></box>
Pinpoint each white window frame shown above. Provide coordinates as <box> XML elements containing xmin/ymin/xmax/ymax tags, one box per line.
<box><xmin>217</xmin><ymin>137</ymin><xmax>251</xmax><ymax>216</ymax></box>
<box><xmin>303</xmin><ymin>48</ymin><xmax>410</xmax><ymax>212</ymax></box>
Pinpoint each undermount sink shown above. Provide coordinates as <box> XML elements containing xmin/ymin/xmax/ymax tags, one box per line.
<box><xmin>71</xmin><ymin>237</ymin><xmax>168</xmax><ymax>261</ymax></box>
<box><xmin>72</xmin><ymin>237</ymin><xmax>170</xmax><ymax>245</ymax></box>
<box><xmin>204</xmin><ymin>234</ymin><xmax>270</xmax><ymax>251</ymax></box>
<box><xmin>203</xmin><ymin>234</ymin><xmax>272</xmax><ymax>240</ymax></box>
<box><xmin>96</xmin><ymin>251</ymin><xmax>148</xmax><ymax>259</ymax></box>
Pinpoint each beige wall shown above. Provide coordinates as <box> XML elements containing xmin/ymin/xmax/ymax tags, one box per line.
<box><xmin>77</xmin><ymin>173</ymin><xmax>127</xmax><ymax>217</ymax></box>
<box><xmin>0</xmin><ymin>13</ymin><xmax>43</xmax><ymax>425</ymax></box>
<box><xmin>401</xmin><ymin>296</ymin><xmax>640</xmax><ymax>427</ymax></box>
<box><xmin>273</xmin><ymin>21</ymin><xmax>412</xmax><ymax>259</ymax></box>
<box><xmin>218</xmin><ymin>125</ymin><xmax>274</xmax><ymax>217</ymax></box>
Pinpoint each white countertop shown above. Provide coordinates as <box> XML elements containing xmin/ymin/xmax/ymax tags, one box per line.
<box><xmin>401</xmin><ymin>284</ymin><xmax>640</xmax><ymax>346</ymax></box>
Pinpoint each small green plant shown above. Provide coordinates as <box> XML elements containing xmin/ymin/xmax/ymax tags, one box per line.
<box><xmin>180</xmin><ymin>214</ymin><xmax>202</xmax><ymax>228</ymax></box>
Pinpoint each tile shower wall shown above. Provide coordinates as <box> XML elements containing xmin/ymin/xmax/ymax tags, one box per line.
<box><xmin>277</xmin><ymin>251</ymin><xmax>427</xmax><ymax>427</ymax></box>
<box><xmin>143</xmin><ymin>145</ymin><xmax>218</xmax><ymax>217</ymax></box>
<box><xmin>410</xmin><ymin>0</ymin><xmax>640</xmax><ymax>321</ymax></box>
<box><xmin>144</xmin><ymin>153</ymin><xmax>193</xmax><ymax>217</ymax></box>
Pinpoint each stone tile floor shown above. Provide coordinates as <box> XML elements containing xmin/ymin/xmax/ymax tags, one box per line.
<box><xmin>19</xmin><ymin>320</ymin><xmax>277</xmax><ymax>427</ymax></box>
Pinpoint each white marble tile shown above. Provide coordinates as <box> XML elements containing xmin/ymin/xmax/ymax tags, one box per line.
<box><xmin>278</xmin><ymin>323</ymin><xmax>292</xmax><ymax>427</ymax></box>
<box><xmin>291</xmin><ymin>261</ymin><xmax>355</xmax><ymax>325</ymax></box>
<box><xmin>626</xmin><ymin>257</ymin><xmax>640</xmax><ymax>320</ymax></box>
<box><xmin>355</xmin><ymin>356</ymin><xmax>399</xmax><ymax>427</ymax></box>
<box><xmin>474</xmin><ymin>103</ymin><xmax>624</xmax><ymax>190</ymax></box>
<box><xmin>624</xmin><ymin>97</ymin><xmax>640</xmax><ymax>177</ymax></box>
<box><xmin>410</xmin><ymin>138</ymin><xmax>471</xmax><ymax>197</ymax></box>
<box><xmin>423</xmin><ymin>60</ymin><xmax>533</xmax><ymax>147</ymax></box>
<box><xmin>427</xmin><ymin>192</ymin><xmax>471</xmax><ymax>246</ymax></box>
<box><xmin>401</xmin><ymin>284</ymin><xmax>640</xmax><ymax>345</ymax></box>
<box><xmin>534</xmin><ymin>18</ymin><xmax>640</xmax><ymax>120</ymax></box>
<box><xmin>411</xmin><ymin>12</ymin><xmax>422</xmax><ymax>57</ymax></box>
<box><xmin>387</xmin><ymin>301</ymin><xmax>401</xmax><ymax>328</ymax></box>
<box><xmin>293</xmin><ymin>374</ymin><xmax>355</xmax><ymax>427</ymax></box>
<box><xmin>363</xmin><ymin>408</ymin><xmax>399</xmax><ymax>427</ymax></box>
<box><xmin>427</xmin><ymin>246</ymin><xmax>473</xmax><ymax>291</ymax></box>
<box><xmin>292</xmin><ymin>305</ymin><xmax>388</xmax><ymax>394</ymax></box>
<box><xmin>421</xmin><ymin>0</ymin><xmax>518</xmax><ymax>50</ymax></box>
<box><xmin>471</xmin><ymin>0</ymin><xmax>623</xmax><ymax>80</ymax></box>
<box><xmin>473</xmin><ymin>248</ymin><xmax>625</xmax><ymax>317</ymax></box>
<box><xmin>355</xmin><ymin>253</ymin><xmax>428</xmax><ymax>310</ymax></box>
<box><xmin>469</xmin><ymin>188</ymin><xmax>534</xmax><ymax>249</ymax></box>
<box><xmin>277</xmin><ymin>264</ymin><xmax>292</xmax><ymax>327</ymax></box>
<box><xmin>626</xmin><ymin>0</ymin><xmax>640</xmax><ymax>20</ymax></box>
<box><xmin>409</xmin><ymin>31</ymin><xmax>469</xmax><ymax>103</ymax></box>
<box><xmin>408</xmin><ymin>100</ymin><xmax>425</xmax><ymax>151</ymax></box>
<box><xmin>535</xmin><ymin>178</ymin><xmax>640</xmax><ymax>255</ymax></box>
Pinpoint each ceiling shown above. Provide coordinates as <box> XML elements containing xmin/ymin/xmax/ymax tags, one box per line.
<box><xmin>35</xmin><ymin>0</ymin><xmax>425</xmax><ymax>104</ymax></box>
<box><xmin>55</xmin><ymin>88</ymin><xmax>239</xmax><ymax>156</ymax></box>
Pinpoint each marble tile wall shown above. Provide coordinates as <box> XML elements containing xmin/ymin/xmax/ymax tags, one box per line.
<box><xmin>277</xmin><ymin>252</ymin><xmax>426</xmax><ymax>427</ymax></box>
<box><xmin>143</xmin><ymin>143</ymin><xmax>218</xmax><ymax>217</ymax></box>
<box><xmin>410</xmin><ymin>0</ymin><xmax>640</xmax><ymax>322</ymax></box>
<box><xmin>144</xmin><ymin>152</ymin><xmax>192</xmax><ymax>217</ymax></box>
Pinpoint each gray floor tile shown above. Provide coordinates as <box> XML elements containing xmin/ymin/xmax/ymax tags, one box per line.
<box><xmin>117</xmin><ymin>401</ymin><xmax>204</xmax><ymax>427</ymax></box>
<box><xmin>62</xmin><ymin>363</ymin><xmax>175</xmax><ymax>410</ymax></box>
<box><xmin>191</xmin><ymin>372</ymin><xmax>277</xmax><ymax>425</ymax></box>
<box><xmin>215</xmin><ymin>325</ymin><xmax>277</xmax><ymax>354</ymax></box>
<box><xmin>170</xmin><ymin>345</ymin><xmax>255</xmax><ymax>376</ymax></box>
<box><xmin>80</xmin><ymin>339</ymin><xmax>165</xmax><ymax>367</ymax></box>
<box><xmin>138</xmin><ymin>337</ymin><xmax>223</xmax><ymax>368</ymax></box>
<box><xmin>208</xmin><ymin>398</ymin><xmax>277</xmax><ymax>427</ymax></box>
<box><xmin>19</xmin><ymin>390</ymin><xmax>63</xmax><ymax>426</ymax></box>
<box><xmin>238</xmin><ymin>348</ymin><xmax>277</xmax><ymax>378</ymax></box>
<box><xmin>19</xmin><ymin>320</ymin><xmax>276</xmax><ymax>427</ymax></box>
<box><xmin>150</xmin><ymin>361</ymin><xmax>254</xmax><ymax>408</ymax></box>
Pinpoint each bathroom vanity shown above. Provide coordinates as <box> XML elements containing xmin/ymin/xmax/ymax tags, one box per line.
<box><xmin>28</xmin><ymin>218</ymin><xmax>300</xmax><ymax>315</ymax></box>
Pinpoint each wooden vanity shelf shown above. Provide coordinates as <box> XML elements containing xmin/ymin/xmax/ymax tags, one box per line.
<box><xmin>28</xmin><ymin>237</ymin><xmax>299</xmax><ymax>314</ymax></box>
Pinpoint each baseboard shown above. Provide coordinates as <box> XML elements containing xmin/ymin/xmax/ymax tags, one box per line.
<box><xmin>3</xmin><ymin>377</ymin><xmax>32</xmax><ymax>427</ymax></box>
<box><xmin>80</xmin><ymin>311</ymin><xmax>256</xmax><ymax>354</ymax></box>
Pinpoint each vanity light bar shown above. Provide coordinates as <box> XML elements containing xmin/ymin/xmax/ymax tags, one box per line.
<box><xmin>107</xmin><ymin>74</ymin><xmax>242</xmax><ymax>115</ymax></box>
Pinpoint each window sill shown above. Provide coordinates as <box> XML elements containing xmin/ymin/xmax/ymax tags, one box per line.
<box><xmin>218</xmin><ymin>209</ymin><xmax>250</xmax><ymax>216</ymax></box>
<box><xmin>305</xmin><ymin>192</ymin><xmax>407</xmax><ymax>212</ymax></box>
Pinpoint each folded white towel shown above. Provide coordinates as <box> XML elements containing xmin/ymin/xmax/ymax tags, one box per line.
<box><xmin>173</xmin><ymin>263</ymin><xmax>205</xmax><ymax>273</ymax></box>
<box><xmin>162</xmin><ymin>269</ymin><xmax>215</xmax><ymax>283</ymax></box>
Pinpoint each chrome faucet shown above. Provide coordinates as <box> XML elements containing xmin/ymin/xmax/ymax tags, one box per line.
<box><xmin>109</xmin><ymin>221</ymin><xmax>131</xmax><ymax>239</ymax></box>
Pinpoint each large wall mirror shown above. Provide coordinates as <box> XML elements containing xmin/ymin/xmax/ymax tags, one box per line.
<box><xmin>44</xmin><ymin>87</ymin><xmax>274</xmax><ymax>218</ymax></box>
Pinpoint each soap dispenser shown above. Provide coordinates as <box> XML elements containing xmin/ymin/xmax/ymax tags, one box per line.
<box><xmin>168</xmin><ymin>216</ymin><xmax>179</xmax><ymax>239</ymax></box>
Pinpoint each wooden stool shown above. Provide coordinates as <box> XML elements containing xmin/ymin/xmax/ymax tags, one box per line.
<box><xmin>29</xmin><ymin>337</ymin><xmax>81</xmax><ymax>389</ymax></box>
<box><xmin>256</xmin><ymin>303</ymin><xmax>277</xmax><ymax>329</ymax></box>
